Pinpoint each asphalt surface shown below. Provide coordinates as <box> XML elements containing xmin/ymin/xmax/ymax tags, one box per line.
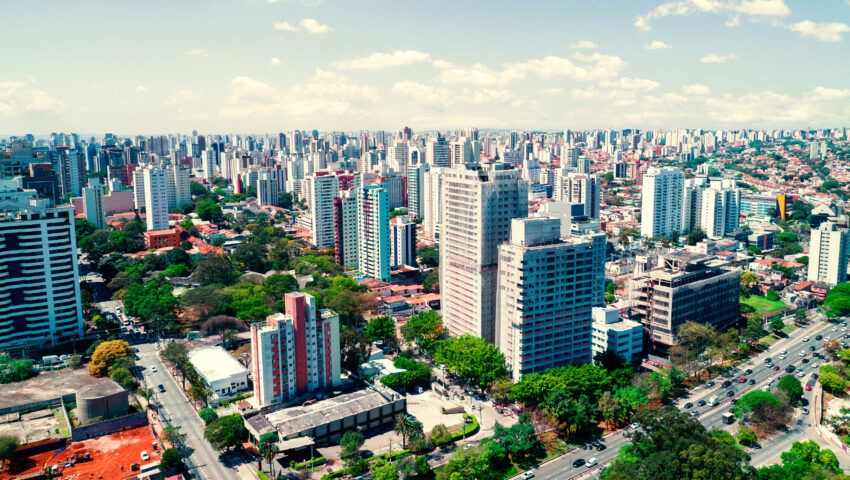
<box><xmin>519</xmin><ymin>315</ymin><xmax>848</xmax><ymax>480</ymax></box>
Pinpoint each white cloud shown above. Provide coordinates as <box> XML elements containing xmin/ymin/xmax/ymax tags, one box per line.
<box><xmin>273</xmin><ymin>21</ymin><xmax>299</xmax><ymax>32</ymax></box>
<box><xmin>273</xmin><ymin>18</ymin><xmax>333</xmax><ymax>34</ymax></box>
<box><xmin>270</xmin><ymin>57</ymin><xmax>282</xmax><ymax>67</ymax></box>
<box><xmin>392</xmin><ymin>81</ymin><xmax>455</xmax><ymax>106</ymax></box>
<box><xmin>0</xmin><ymin>79</ymin><xmax>64</xmax><ymax>118</ymax></box>
<box><xmin>537</xmin><ymin>87</ymin><xmax>564</xmax><ymax>96</ymax></box>
<box><xmin>807</xmin><ymin>86</ymin><xmax>850</xmax><ymax>101</ymax></box>
<box><xmin>788</xmin><ymin>20</ymin><xmax>850</xmax><ymax>43</ymax></box>
<box><xmin>134</xmin><ymin>86</ymin><xmax>148</xmax><ymax>93</ymax></box>
<box><xmin>298</xmin><ymin>18</ymin><xmax>333</xmax><ymax>34</ymax></box>
<box><xmin>164</xmin><ymin>90</ymin><xmax>203</xmax><ymax>108</ymax></box>
<box><xmin>725</xmin><ymin>15</ymin><xmax>741</xmax><ymax>27</ymax></box>
<box><xmin>569</xmin><ymin>40</ymin><xmax>599</xmax><ymax>49</ymax></box>
<box><xmin>186</xmin><ymin>48</ymin><xmax>210</xmax><ymax>58</ymax></box>
<box><xmin>571</xmin><ymin>76</ymin><xmax>660</xmax><ymax>101</ymax></box>
<box><xmin>331</xmin><ymin>50</ymin><xmax>432</xmax><ymax>70</ymax></box>
<box><xmin>700</xmin><ymin>53</ymin><xmax>738</xmax><ymax>63</ymax></box>
<box><xmin>644</xmin><ymin>40</ymin><xmax>673</xmax><ymax>49</ymax></box>
<box><xmin>435</xmin><ymin>53</ymin><xmax>626</xmax><ymax>87</ymax></box>
<box><xmin>682</xmin><ymin>83</ymin><xmax>712</xmax><ymax>95</ymax></box>
<box><xmin>634</xmin><ymin>0</ymin><xmax>790</xmax><ymax>31</ymax></box>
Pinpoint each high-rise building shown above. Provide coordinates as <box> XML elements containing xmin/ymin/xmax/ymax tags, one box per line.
<box><xmin>496</xmin><ymin>217</ymin><xmax>605</xmax><ymax>380</ymax></box>
<box><xmin>450</xmin><ymin>137</ymin><xmax>474</xmax><ymax>166</ymax></box>
<box><xmin>250</xmin><ymin>292</ymin><xmax>341</xmax><ymax>407</ymax></box>
<box><xmin>629</xmin><ymin>252</ymin><xmax>741</xmax><ymax>355</ymax></box>
<box><xmin>422</xmin><ymin>167</ymin><xmax>444</xmax><ymax>242</ymax></box>
<box><xmin>201</xmin><ymin>149</ymin><xmax>217</xmax><ymax>180</ymax></box>
<box><xmin>333</xmin><ymin>193</ymin><xmax>359</xmax><ymax>268</ymax></box>
<box><xmin>376</xmin><ymin>173</ymin><xmax>405</xmax><ymax>209</ymax></box>
<box><xmin>132</xmin><ymin>167</ymin><xmax>146</xmax><ymax>211</ymax></box>
<box><xmin>682</xmin><ymin>178</ymin><xmax>740</xmax><ymax>239</ymax></box>
<box><xmin>357</xmin><ymin>185</ymin><xmax>391</xmax><ymax>282</ymax></box>
<box><xmin>82</xmin><ymin>178</ymin><xmax>106</xmax><ymax>230</ymax></box>
<box><xmin>440</xmin><ymin>164</ymin><xmax>528</xmax><ymax>344</ymax></box>
<box><xmin>407</xmin><ymin>162</ymin><xmax>429</xmax><ymax>218</ymax></box>
<box><xmin>591</xmin><ymin>306</ymin><xmax>643</xmax><ymax>363</ymax></box>
<box><xmin>142</xmin><ymin>166</ymin><xmax>169</xmax><ymax>231</ymax></box>
<box><xmin>425</xmin><ymin>135</ymin><xmax>450</xmax><ymax>167</ymax></box>
<box><xmin>553</xmin><ymin>170</ymin><xmax>601</xmax><ymax>219</ymax></box>
<box><xmin>0</xmin><ymin>195</ymin><xmax>84</xmax><ymax>352</ymax></box>
<box><xmin>51</xmin><ymin>147</ymin><xmax>86</xmax><ymax>198</ymax></box>
<box><xmin>306</xmin><ymin>174</ymin><xmax>340</xmax><ymax>248</ymax></box>
<box><xmin>390</xmin><ymin>216</ymin><xmax>417</xmax><ymax>268</ymax></box>
<box><xmin>640</xmin><ymin>167</ymin><xmax>684</xmax><ymax>239</ymax></box>
<box><xmin>165</xmin><ymin>164</ymin><xmax>191</xmax><ymax>211</ymax></box>
<box><xmin>808</xmin><ymin>221</ymin><xmax>849</xmax><ymax>286</ymax></box>
<box><xmin>257</xmin><ymin>169</ymin><xmax>283</xmax><ymax>207</ymax></box>
<box><xmin>387</xmin><ymin>141</ymin><xmax>409</xmax><ymax>177</ymax></box>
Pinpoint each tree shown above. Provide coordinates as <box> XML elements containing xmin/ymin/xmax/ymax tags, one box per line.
<box><xmin>0</xmin><ymin>357</ymin><xmax>35</xmax><ymax>384</ymax></box>
<box><xmin>416</xmin><ymin>246</ymin><xmax>439</xmax><ymax>268</ymax></box>
<box><xmin>604</xmin><ymin>407</ymin><xmax>752</xmax><ymax>480</ymax></box>
<box><xmin>795</xmin><ymin>309</ymin><xmax>808</xmax><ymax>324</ymax></box>
<box><xmin>340</xmin><ymin>330</ymin><xmax>372</xmax><ymax>373</ymax></box>
<box><xmin>75</xmin><ymin>218</ymin><xmax>96</xmax><ymax>242</ymax></box>
<box><xmin>766</xmin><ymin>289</ymin><xmax>780</xmax><ymax>301</ymax></box>
<box><xmin>400</xmin><ymin>311</ymin><xmax>445</xmax><ymax>352</ymax></box>
<box><xmin>430</xmin><ymin>424</ymin><xmax>453</xmax><ymax>446</ymax></box>
<box><xmin>825</xmin><ymin>283</ymin><xmax>850</xmax><ymax>317</ymax></box>
<box><xmin>686</xmin><ymin>226</ymin><xmax>707</xmax><ymax>245</ymax></box>
<box><xmin>190</xmin><ymin>181</ymin><xmax>208</xmax><ymax>197</ymax></box>
<box><xmin>277</xmin><ymin>191</ymin><xmax>293</xmax><ymax>209</ymax></box>
<box><xmin>598</xmin><ymin>391</ymin><xmax>625</xmax><ymax>429</ymax></box>
<box><xmin>259</xmin><ymin>432</ymin><xmax>280</xmax><ymax>472</ymax></box>
<box><xmin>759</xmin><ymin>440</ymin><xmax>844</xmax><ymax>479</ymax></box>
<box><xmin>123</xmin><ymin>280</ymin><xmax>178</xmax><ymax>330</ymax></box>
<box><xmin>423</xmin><ymin>269</ymin><xmax>439</xmax><ymax>293</ymax></box>
<box><xmin>819</xmin><ymin>372</ymin><xmax>847</xmax><ymax>394</ymax></box>
<box><xmin>733</xmin><ymin>390</ymin><xmax>781</xmax><ymax>419</ymax></box>
<box><xmin>741</xmin><ymin>316</ymin><xmax>767</xmax><ymax>346</ymax></box>
<box><xmin>159</xmin><ymin>448</ymin><xmax>184</xmax><ymax>471</ymax></box>
<box><xmin>197</xmin><ymin>199</ymin><xmax>223</xmax><ymax>222</ymax></box>
<box><xmin>109</xmin><ymin>367</ymin><xmax>136</xmax><ymax>389</ymax></box>
<box><xmin>603</xmin><ymin>172</ymin><xmax>615</xmax><ymax>182</ymax></box>
<box><xmin>737</xmin><ymin>426</ymin><xmax>758</xmax><ymax>447</ymax></box>
<box><xmin>366</xmin><ymin>315</ymin><xmax>397</xmax><ymax>346</ymax></box>
<box><xmin>203</xmin><ymin>413</ymin><xmax>247</xmax><ymax>450</ymax></box>
<box><xmin>199</xmin><ymin>408</ymin><xmax>219</xmax><ymax>425</ymax></box>
<box><xmin>491</xmin><ymin>414</ymin><xmax>545</xmax><ymax>468</ymax></box>
<box><xmin>769</xmin><ymin>317</ymin><xmax>785</xmax><ymax>334</ymax></box>
<box><xmin>370</xmin><ymin>459</ymin><xmax>399</xmax><ymax>480</ymax></box>
<box><xmin>193</xmin><ymin>255</ymin><xmax>239</xmax><ymax>285</ymax></box>
<box><xmin>262</xmin><ymin>273</ymin><xmax>299</xmax><ymax>302</ymax></box>
<box><xmin>673</xmin><ymin>321</ymin><xmax>716</xmax><ymax>378</ymax></box>
<box><xmin>340</xmin><ymin>431</ymin><xmax>365</xmax><ymax>465</ymax></box>
<box><xmin>394</xmin><ymin>415</ymin><xmax>424</xmax><ymax>449</ymax></box>
<box><xmin>0</xmin><ymin>435</ymin><xmax>19</xmax><ymax>466</ymax></box>
<box><xmin>435</xmin><ymin>335</ymin><xmax>508</xmax><ymax>387</ymax></box>
<box><xmin>232</xmin><ymin>243</ymin><xmax>269</xmax><ymax>273</ymax></box>
<box><xmin>88</xmin><ymin>340</ymin><xmax>133</xmax><ymax>377</ymax></box>
<box><xmin>163</xmin><ymin>426</ymin><xmax>186</xmax><ymax>450</ymax></box>
<box><xmin>415</xmin><ymin>456</ymin><xmax>431</xmax><ymax>476</ymax></box>
<box><xmin>777</xmin><ymin>375</ymin><xmax>803</xmax><ymax>401</ymax></box>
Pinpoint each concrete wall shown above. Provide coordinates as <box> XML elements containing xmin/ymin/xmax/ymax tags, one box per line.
<box><xmin>70</xmin><ymin>411</ymin><xmax>148</xmax><ymax>442</ymax></box>
<box><xmin>0</xmin><ymin>393</ymin><xmax>76</xmax><ymax>416</ymax></box>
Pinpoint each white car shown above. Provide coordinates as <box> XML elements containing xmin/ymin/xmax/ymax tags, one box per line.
<box><xmin>811</xmin><ymin>363</ymin><xmax>820</xmax><ymax>369</ymax></box>
<box><xmin>521</xmin><ymin>472</ymin><xmax>535</xmax><ymax>479</ymax></box>
<box><xmin>587</xmin><ymin>458</ymin><xmax>598</xmax><ymax>468</ymax></box>
<box><xmin>140</xmin><ymin>451</ymin><xmax>150</xmax><ymax>461</ymax></box>
<box><xmin>630</xmin><ymin>422</ymin><xmax>640</xmax><ymax>430</ymax></box>
<box><xmin>798</xmin><ymin>371</ymin><xmax>807</xmax><ymax>377</ymax></box>
<box><xmin>799</xmin><ymin>352</ymin><xmax>806</xmax><ymax>357</ymax></box>
<box><xmin>150</xmin><ymin>366</ymin><xmax>157</xmax><ymax>372</ymax></box>
<box><xmin>779</xmin><ymin>355</ymin><xmax>787</xmax><ymax>360</ymax></box>
<box><xmin>803</xmin><ymin>337</ymin><xmax>810</xmax><ymax>342</ymax></box>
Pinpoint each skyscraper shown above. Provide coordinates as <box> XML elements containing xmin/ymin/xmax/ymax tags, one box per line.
<box><xmin>640</xmin><ymin>167</ymin><xmax>684</xmax><ymax>239</ymax></box>
<box><xmin>422</xmin><ymin>167</ymin><xmax>444</xmax><ymax>242</ymax></box>
<box><xmin>82</xmin><ymin>177</ymin><xmax>106</xmax><ymax>230</ymax></box>
<box><xmin>440</xmin><ymin>164</ymin><xmax>528</xmax><ymax>344</ymax></box>
<box><xmin>357</xmin><ymin>185</ymin><xmax>391</xmax><ymax>282</ymax></box>
<box><xmin>497</xmin><ymin>217</ymin><xmax>605</xmax><ymax>380</ymax></box>
<box><xmin>165</xmin><ymin>164</ymin><xmax>191</xmax><ymax>211</ymax></box>
<box><xmin>407</xmin><ymin>162</ymin><xmax>429</xmax><ymax>218</ymax></box>
<box><xmin>425</xmin><ymin>135</ymin><xmax>450</xmax><ymax>167</ymax></box>
<box><xmin>808</xmin><ymin>221</ymin><xmax>849</xmax><ymax>286</ymax></box>
<box><xmin>387</xmin><ymin>141</ymin><xmax>409</xmax><ymax>177</ymax></box>
<box><xmin>0</xmin><ymin>194</ymin><xmax>84</xmax><ymax>352</ymax></box>
<box><xmin>333</xmin><ymin>193</ymin><xmax>359</xmax><ymax>268</ymax></box>
<box><xmin>307</xmin><ymin>174</ymin><xmax>340</xmax><ymax>248</ymax></box>
<box><xmin>682</xmin><ymin>178</ymin><xmax>740</xmax><ymax>239</ymax></box>
<box><xmin>142</xmin><ymin>165</ymin><xmax>169</xmax><ymax>231</ymax></box>
<box><xmin>553</xmin><ymin>170</ymin><xmax>601</xmax><ymax>219</ymax></box>
<box><xmin>390</xmin><ymin>216</ymin><xmax>417</xmax><ymax>268</ymax></box>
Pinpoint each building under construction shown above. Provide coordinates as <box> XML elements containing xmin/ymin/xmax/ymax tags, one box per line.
<box><xmin>628</xmin><ymin>252</ymin><xmax>741</xmax><ymax>356</ymax></box>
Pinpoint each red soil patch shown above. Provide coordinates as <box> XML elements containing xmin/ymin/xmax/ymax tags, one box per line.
<box><xmin>1</xmin><ymin>426</ymin><xmax>161</xmax><ymax>480</ymax></box>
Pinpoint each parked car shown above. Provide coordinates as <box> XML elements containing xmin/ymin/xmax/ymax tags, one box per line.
<box><xmin>157</xmin><ymin>384</ymin><xmax>165</xmax><ymax>393</ymax></box>
<box><xmin>802</xmin><ymin>407</ymin><xmax>810</xmax><ymax>415</ymax></box>
<box><xmin>573</xmin><ymin>459</ymin><xmax>586</xmax><ymax>468</ymax></box>
<box><xmin>748</xmin><ymin>379</ymin><xmax>756</xmax><ymax>385</ymax></box>
<box><xmin>816</xmin><ymin>335</ymin><xmax>823</xmax><ymax>341</ymax></box>
<box><xmin>141</xmin><ymin>451</ymin><xmax>150</xmax><ymax>461</ymax></box>
<box><xmin>521</xmin><ymin>472</ymin><xmax>535</xmax><ymax>479</ymax></box>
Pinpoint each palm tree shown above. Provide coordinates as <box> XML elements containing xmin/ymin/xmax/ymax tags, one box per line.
<box><xmin>393</xmin><ymin>415</ymin><xmax>423</xmax><ymax>449</ymax></box>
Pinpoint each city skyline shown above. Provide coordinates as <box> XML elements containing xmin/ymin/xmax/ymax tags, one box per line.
<box><xmin>1</xmin><ymin>0</ymin><xmax>849</xmax><ymax>133</ymax></box>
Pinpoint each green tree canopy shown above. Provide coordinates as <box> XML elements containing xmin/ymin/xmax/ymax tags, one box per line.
<box><xmin>365</xmin><ymin>315</ymin><xmax>397</xmax><ymax>346</ymax></box>
<box><xmin>400</xmin><ymin>311</ymin><xmax>445</xmax><ymax>351</ymax></box>
<box><xmin>203</xmin><ymin>413</ymin><xmax>247</xmax><ymax>450</ymax></box>
<box><xmin>777</xmin><ymin>375</ymin><xmax>803</xmax><ymax>401</ymax></box>
<box><xmin>435</xmin><ymin>335</ymin><xmax>508</xmax><ymax>387</ymax></box>
<box><xmin>416</xmin><ymin>246</ymin><xmax>439</xmax><ymax>267</ymax></box>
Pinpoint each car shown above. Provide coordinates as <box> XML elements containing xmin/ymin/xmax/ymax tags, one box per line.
<box><xmin>727</xmin><ymin>390</ymin><xmax>736</xmax><ymax>397</ymax></box>
<box><xmin>813</xmin><ymin>373</ymin><xmax>820</xmax><ymax>379</ymax></box>
<box><xmin>802</xmin><ymin>407</ymin><xmax>810</xmax><ymax>415</ymax></box>
<box><xmin>596</xmin><ymin>444</ymin><xmax>606</xmax><ymax>451</ymax></box>
<box><xmin>798</xmin><ymin>371</ymin><xmax>807</xmax><ymax>377</ymax></box>
<box><xmin>799</xmin><ymin>352</ymin><xmax>806</xmax><ymax>357</ymax></box>
<box><xmin>779</xmin><ymin>354</ymin><xmax>787</xmax><ymax>360</ymax></box>
<box><xmin>826</xmin><ymin>336</ymin><xmax>831</xmax><ymax>341</ymax></box>
<box><xmin>150</xmin><ymin>366</ymin><xmax>157</xmax><ymax>372</ymax></box>
<box><xmin>630</xmin><ymin>423</ymin><xmax>640</xmax><ymax>430</ymax></box>
<box><xmin>587</xmin><ymin>458</ymin><xmax>598</xmax><ymax>468</ymax></box>
<box><xmin>729</xmin><ymin>407</ymin><xmax>735</xmax><ymax>413</ymax></box>
<box><xmin>812</xmin><ymin>362</ymin><xmax>820</xmax><ymax>369</ymax></box>
<box><xmin>781</xmin><ymin>350</ymin><xmax>788</xmax><ymax>355</ymax></box>
<box><xmin>833</xmin><ymin>327</ymin><xmax>839</xmax><ymax>332</ymax></box>
<box><xmin>806</xmin><ymin>384</ymin><xmax>812</xmax><ymax>391</ymax></box>
<box><xmin>764</xmin><ymin>357</ymin><xmax>772</xmax><ymax>364</ymax></box>
<box><xmin>684</xmin><ymin>402</ymin><xmax>694</xmax><ymax>409</ymax></box>
<box><xmin>597</xmin><ymin>467</ymin><xmax>608</xmax><ymax>475</ymax></box>
<box><xmin>803</xmin><ymin>337</ymin><xmax>810</xmax><ymax>342</ymax></box>
<box><xmin>707</xmin><ymin>381</ymin><xmax>715</xmax><ymax>387</ymax></box>
<box><xmin>802</xmin><ymin>358</ymin><xmax>809</xmax><ymax>364</ymax></box>
<box><xmin>722</xmin><ymin>380</ymin><xmax>732</xmax><ymax>388</ymax></box>
<box><xmin>773</xmin><ymin>366</ymin><xmax>781</xmax><ymax>371</ymax></box>
<box><xmin>140</xmin><ymin>451</ymin><xmax>150</xmax><ymax>461</ymax></box>
<box><xmin>697</xmin><ymin>400</ymin><xmax>706</xmax><ymax>407</ymax></box>
<box><xmin>786</xmin><ymin>365</ymin><xmax>796</xmax><ymax>372</ymax></box>
<box><xmin>521</xmin><ymin>472</ymin><xmax>535</xmax><ymax>479</ymax></box>
<box><xmin>157</xmin><ymin>384</ymin><xmax>165</xmax><ymax>393</ymax></box>
<box><xmin>745</xmin><ymin>369</ymin><xmax>753</xmax><ymax>375</ymax></box>
<box><xmin>810</xmin><ymin>345</ymin><xmax>817</xmax><ymax>351</ymax></box>
<box><xmin>748</xmin><ymin>379</ymin><xmax>756</xmax><ymax>385</ymax></box>
<box><xmin>691</xmin><ymin>410</ymin><xmax>700</xmax><ymax>417</ymax></box>
<box><xmin>800</xmin><ymin>398</ymin><xmax>809</xmax><ymax>406</ymax></box>
<box><xmin>816</xmin><ymin>335</ymin><xmax>823</xmax><ymax>341</ymax></box>
<box><xmin>739</xmin><ymin>377</ymin><xmax>747</xmax><ymax>383</ymax></box>
<box><xmin>573</xmin><ymin>459</ymin><xmax>586</xmax><ymax>468</ymax></box>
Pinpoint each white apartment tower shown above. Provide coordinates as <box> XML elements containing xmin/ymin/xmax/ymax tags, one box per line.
<box><xmin>640</xmin><ymin>167</ymin><xmax>684</xmax><ymax>239</ymax></box>
<box><xmin>808</xmin><ymin>221</ymin><xmax>849</xmax><ymax>286</ymax></box>
<box><xmin>307</xmin><ymin>174</ymin><xmax>340</xmax><ymax>248</ymax></box>
<box><xmin>440</xmin><ymin>164</ymin><xmax>528</xmax><ymax>344</ymax></box>
<box><xmin>201</xmin><ymin>149</ymin><xmax>217</xmax><ymax>180</ymax></box>
<box><xmin>387</xmin><ymin>141</ymin><xmax>409</xmax><ymax>177</ymax></box>
<box><xmin>422</xmin><ymin>167</ymin><xmax>444</xmax><ymax>242</ymax></box>
<box><xmin>682</xmin><ymin>178</ymin><xmax>740</xmax><ymax>239</ymax></box>
<box><xmin>165</xmin><ymin>164</ymin><xmax>191</xmax><ymax>211</ymax></box>
<box><xmin>426</xmin><ymin>135</ymin><xmax>451</xmax><ymax>167</ymax></box>
<box><xmin>497</xmin><ymin>217</ymin><xmax>605</xmax><ymax>380</ymax></box>
<box><xmin>143</xmin><ymin>166</ymin><xmax>169</xmax><ymax>231</ymax></box>
<box><xmin>553</xmin><ymin>171</ymin><xmax>601</xmax><ymax>219</ymax></box>
<box><xmin>82</xmin><ymin>178</ymin><xmax>106</xmax><ymax>230</ymax></box>
<box><xmin>390</xmin><ymin>216</ymin><xmax>417</xmax><ymax>268</ymax></box>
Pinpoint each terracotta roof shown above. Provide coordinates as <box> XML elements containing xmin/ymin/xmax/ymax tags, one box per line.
<box><xmin>382</xmin><ymin>295</ymin><xmax>406</xmax><ymax>303</ymax></box>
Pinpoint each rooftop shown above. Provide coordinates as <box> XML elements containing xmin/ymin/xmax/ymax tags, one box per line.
<box><xmin>187</xmin><ymin>346</ymin><xmax>249</xmax><ymax>382</ymax></box>
<box><xmin>77</xmin><ymin>379</ymin><xmax>126</xmax><ymax>399</ymax></box>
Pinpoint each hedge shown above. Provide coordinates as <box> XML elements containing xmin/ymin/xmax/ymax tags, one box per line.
<box><xmin>451</xmin><ymin>414</ymin><xmax>479</xmax><ymax>440</ymax></box>
<box><xmin>294</xmin><ymin>456</ymin><xmax>326</xmax><ymax>469</ymax></box>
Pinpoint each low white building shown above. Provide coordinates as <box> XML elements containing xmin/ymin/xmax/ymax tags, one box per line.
<box><xmin>187</xmin><ymin>346</ymin><xmax>250</xmax><ymax>403</ymax></box>
<box><xmin>591</xmin><ymin>306</ymin><xmax>643</xmax><ymax>362</ymax></box>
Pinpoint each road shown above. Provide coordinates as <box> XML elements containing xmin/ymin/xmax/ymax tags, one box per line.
<box><xmin>522</xmin><ymin>315</ymin><xmax>849</xmax><ymax>479</ymax></box>
<box><xmin>136</xmin><ymin>341</ymin><xmax>235</xmax><ymax>480</ymax></box>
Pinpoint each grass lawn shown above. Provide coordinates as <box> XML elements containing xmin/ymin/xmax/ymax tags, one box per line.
<box><xmin>742</xmin><ymin>296</ymin><xmax>787</xmax><ymax>314</ymax></box>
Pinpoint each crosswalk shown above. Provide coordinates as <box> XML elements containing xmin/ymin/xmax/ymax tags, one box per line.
<box><xmin>137</xmin><ymin>351</ymin><xmax>158</xmax><ymax>358</ymax></box>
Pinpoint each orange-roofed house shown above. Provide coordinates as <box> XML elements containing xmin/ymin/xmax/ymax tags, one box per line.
<box><xmin>143</xmin><ymin>228</ymin><xmax>181</xmax><ymax>249</ymax></box>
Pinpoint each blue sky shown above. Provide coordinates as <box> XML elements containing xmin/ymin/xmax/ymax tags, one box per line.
<box><xmin>1</xmin><ymin>0</ymin><xmax>849</xmax><ymax>134</ymax></box>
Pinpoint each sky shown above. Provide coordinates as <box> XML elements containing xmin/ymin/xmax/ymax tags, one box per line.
<box><xmin>1</xmin><ymin>0</ymin><xmax>849</xmax><ymax>134</ymax></box>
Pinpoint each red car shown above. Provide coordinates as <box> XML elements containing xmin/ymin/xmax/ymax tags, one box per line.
<box><xmin>806</xmin><ymin>385</ymin><xmax>812</xmax><ymax>391</ymax></box>
<box><xmin>773</xmin><ymin>366</ymin><xmax>781</xmax><ymax>371</ymax></box>
<box><xmin>739</xmin><ymin>377</ymin><xmax>747</xmax><ymax>383</ymax></box>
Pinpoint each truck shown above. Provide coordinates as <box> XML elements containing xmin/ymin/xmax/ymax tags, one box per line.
<box><xmin>722</xmin><ymin>412</ymin><xmax>736</xmax><ymax>424</ymax></box>
<box><xmin>708</xmin><ymin>395</ymin><xmax>719</xmax><ymax>407</ymax></box>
